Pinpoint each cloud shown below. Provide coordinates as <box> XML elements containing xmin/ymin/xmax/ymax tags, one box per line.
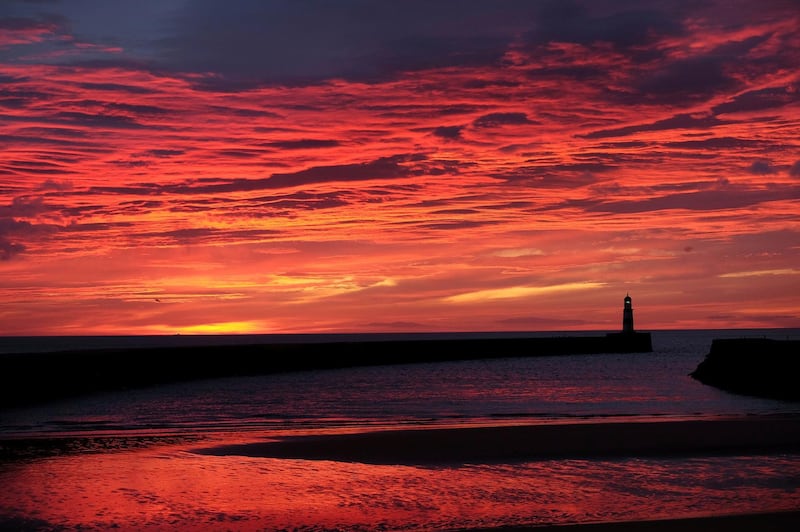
<box><xmin>628</xmin><ymin>56</ymin><xmax>740</xmax><ymax>105</ymax></box>
<box><xmin>473</xmin><ymin>112</ymin><xmax>533</xmax><ymax>128</ymax></box>
<box><xmin>133</xmin><ymin>227</ymin><xmax>285</xmax><ymax>245</ymax></box>
<box><xmin>0</xmin><ymin>84</ymin><xmax>52</xmax><ymax>109</ymax></box>
<box><xmin>53</xmin><ymin>111</ymin><xmax>148</xmax><ymax>129</ymax></box>
<box><xmin>258</xmin><ymin>154</ymin><xmax>421</xmax><ymax>189</ymax></box>
<box><xmin>578</xmin><ymin>185</ymin><xmax>800</xmax><ymax>214</ymax></box>
<box><xmin>430</xmin><ymin>208</ymin><xmax>480</xmax><ymax>216</ymax></box>
<box><xmin>73</xmin><ymin>81</ymin><xmax>158</xmax><ymax>95</ymax></box>
<box><xmin>0</xmin><ymin>237</ymin><xmax>25</xmax><ymax>260</ymax></box>
<box><xmin>492</xmin><ymin>248</ymin><xmax>544</xmax><ymax>258</ymax></box>
<box><xmin>719</xmin><ymin>269</ymin><xmax>800</xmax><ymax>278</ymax></box>
<box><xmin>146</xmin><ymin>149</ymin><xmax>185</xmax><ymax>158</ymax></box>
<box><xmin>363</xmin><ymin>103</ymin><xmax>482</xmax><ymax>120</ymax></box>
<box><xmin>152</xmin><ymin>0</ymin><xmax>691</xmax><ymax>89</ymax></box>
<box><xmin>81</xmin><ymin>154</ymin><xmax>426</xmax><ymax>197</ymax></box>
<box><xmin>40</xmin><ymin>179</ymin><xmax>73</xmax><ymax>191</ymax></box>
<box><xmin>790</xmin><ymin>161</ymin><xmax>800</xmax><ymax>177</ymax></box>
<box><xmin>252</xmin><ymin>191</ymin><xmax>352</xmax><ymax>213</ymax></box>
<box><xmin>583</xmin><ymin>113</ymin><xmax>726</xmax><ymax>139</ymax></box>
<box><xmin>490</xmin><ymin>163</ymin><xmax>610</xmax><ymax>188</ymax></box>
<box><xmin>0</xmin><ymin>196</ymin><xmax>50</xmax><ymax>217</ymax></box>
<box><xmin>445</xmin><ymin>281</ymin><xmax>605</xmax><ymax>304</ymax></box>
<box><xmin>713</xmin><ymin>86</ymin><xmax>800</xmax><ymax>115</ymax></box>
<box><xmin>664</xmin><ymin>137</ymin><xmax>767</xmax><ymax>150</ymax></box>
<box><xmin>525</xmin><ymin>65</ymin><xmax>607</xmax><ymax>83</ymax></box>
<box><xmin>432</xmin><ymin>125</ymin><xmax>464</xmax><ymax>140</ymax></box>
<box><xmin>600</xmin><ymin>31</ymin><xmax>781</xmax><ymax>108</ymax></box>
<box><xmin>158</xmin><ymin>0</ymin><xmax>536</xmax><ymax>87</ymax></box>
<box><xmin>263</xmin><ymin>139</ymin><xmax>341</xmax><ymax>150</ymax></box>
<box><xmin>2</xmin><ymin>159</ymin><xmax>73</xmax><ymax>175</ymax></box>
<box><xmin>523</xmin><ymin>1</ymin><xmax>686</xmax><ymax>50</ymax></box>
<box><xmin>748</xmin><ymin>160</ymin><xmax>778</xmax><ymax>175</ymax></box>
<box><xmin>103</xmin><ymin>102</ymin><xmax>172</xmax><ymax>116</ymax></box>
<box><xmin>0</xmin><ymin>14</ymin><xmax>65</xmax><ymax>46</ymax></box>
<box><xmin>60</xmin><ymin>221</ymin><xmax>135</xmax><ymax>233</ymax></box>
<box><xmin>419</xmin><ymin>220</ymin><xmax>493</xmax><ymax>231</ymax></box>
<box><xmin>0</xmin><ymin>217</ymin><xmax>41</xmax><ymax>260</ymax></box>
<box><xmin>214</xmin><ymin>149</ymin><xmax>263</xmax><ymax>160</ymax></box>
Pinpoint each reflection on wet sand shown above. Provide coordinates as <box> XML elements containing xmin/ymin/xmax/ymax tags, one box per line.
<box><xmin>2</xmin><ymin>419</ymin><xmax>800</xmax><ymax>531</ymax></box>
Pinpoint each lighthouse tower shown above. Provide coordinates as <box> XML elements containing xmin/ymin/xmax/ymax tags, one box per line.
<box><xmin>622</xmin><ymin>293</ymin><xmax>634</xmax><ymax>333</ymax></box>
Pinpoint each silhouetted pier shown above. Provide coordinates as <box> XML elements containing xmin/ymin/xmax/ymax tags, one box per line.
<box><xmin>0</xmin><ymin>332</ymin><xmax>653</xmax><ymax>407</ymax></box>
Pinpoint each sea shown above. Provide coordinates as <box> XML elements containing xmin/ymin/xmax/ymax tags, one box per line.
<box><xmin>1</xmin><ymin>328</ymin><xmax>799</xmax><ymax>530</ymax></box>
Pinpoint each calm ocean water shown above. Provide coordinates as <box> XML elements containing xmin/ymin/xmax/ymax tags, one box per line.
<box><xmin>1</xmin><ymin>329</ymin><xmax>799</xmax><ymax>530</ymax></box>
<box><xmin>2</xmin><ymin>328</ymin><xmax>799</xmax><ymax>437</ymax></box>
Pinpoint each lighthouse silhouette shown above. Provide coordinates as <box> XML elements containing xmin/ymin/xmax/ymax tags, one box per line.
<box><xmin>622</xmin><ymin>293</ymin><xmax>634</xmax><ymax>333</ymax></box>
<box><xmin>606</xmin><ymin>293</ymin><xmax>651</xmax><ymax>351</ymax></box>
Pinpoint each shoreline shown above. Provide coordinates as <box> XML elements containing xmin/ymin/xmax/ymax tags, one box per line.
<box><xmin>5</xmin><ymin>414</ymin><xmax>800</xmax><ymax>464</ymax></box>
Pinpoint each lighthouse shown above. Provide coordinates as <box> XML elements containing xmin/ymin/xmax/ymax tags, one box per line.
<box><xmin>622</xmin><ymin>293</ymin><xmax>634</xmax><ymax>333</ymax></box>
<box><xmin>606</xmin><ymin>293</ymin><xmax>651</xmax><ymax>351</ymax></box>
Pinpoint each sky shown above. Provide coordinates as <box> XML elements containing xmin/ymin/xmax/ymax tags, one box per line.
<box><xmin>1</xmin><ymin>0</ymin><xmax>799</xmax><ymax>335</ymax></box>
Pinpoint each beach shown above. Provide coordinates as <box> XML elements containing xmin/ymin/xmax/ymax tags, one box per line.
<box><xmin>2</xmin><ymin>415</ymin><xmax>800</xmax><ymax>530</ymax></box>
<box><xmin>2</xmin><ymin>330</ymin><xmax>799</xmax><ymax>530</ymax></box>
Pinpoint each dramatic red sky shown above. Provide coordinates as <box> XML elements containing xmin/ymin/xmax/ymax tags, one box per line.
<box><xmin>1</xmin><ymin>0</ymin><xmax>798</xmax><ymax>335</ymax></box>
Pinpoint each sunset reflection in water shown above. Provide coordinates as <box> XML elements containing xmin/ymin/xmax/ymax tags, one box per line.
<box><xmin>2</xmin><ymin>436</ymin><xmax>799</xmax><ymax>531</ymax></box>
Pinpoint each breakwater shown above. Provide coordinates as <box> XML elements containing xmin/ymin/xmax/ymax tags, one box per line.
<box><xmin>691</xmin><ymin>337</ymin><xmax>800</xmax><ymax>401</ymax></box>
<box><xmin>1</xmin><ymin>332</ymin><xmax>652</xmax><ymax>407</ymax></box>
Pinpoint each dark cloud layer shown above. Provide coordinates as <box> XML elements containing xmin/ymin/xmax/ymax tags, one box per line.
<box><xmin>578</xmin><ymin>185</ymin><xmax>800</xmax><ymax>214</ymax></box>
<box><xmin>584</xmin><ymin>114</ymin><xmax>727</xmax><ymax>140</ymax></box>
<box><xmin>263</xmin><ymin>140</ymin><xmax>341</xmax><ymax>150</ymax></box>
<box><xmin>522</xmin><ymin>1</ymin><xmax>687</xmax><ymax>50</ymax></box>
<box><xmin>154</xmin><ymin>0</ymin><xmax>694</xmax><ymax>88</ymax></box>
<box><xmin>0</xmin><ymin>237</ymin><xmax>25</xmax><ymax>260</ymax></box>
<box><xmin>473</xmin><ymin>112</ymin><xmax>534</xmax><ymax>128</ymax></box>
<box><xmin>713</xmin><ymin>86</ymin><xmax>800</xmax><ymax>115</ymax></box>
<box><xmin>432</xmin><ymin>126</ymin><xmax>464</xmax><ymax>140</ymax></box>
<box><xmin>81</xmin><ymin>154</ymin><xmax>427</xmax><ymax>197</ymax></box>
<box><xmin>158</xmin><ymin>0</ymin><xmax>529</xmax><ymax>87</ymax></box>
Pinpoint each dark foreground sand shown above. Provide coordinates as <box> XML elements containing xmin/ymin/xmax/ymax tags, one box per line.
<box><xmin>195</xmin><ymin>415</ymin><xmax>800</xmax><ymax>465</ymax></box>
<box><xmin>1</xmin><ymin>510</ymin><xmax>797</xmax><ymax>531</ymax></box>
<box><xmin>475</xmin><ymin>510</ymin><xmax>800</xmax><ymax>531</ymax></box>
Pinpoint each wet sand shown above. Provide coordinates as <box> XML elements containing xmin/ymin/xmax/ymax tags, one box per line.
<box><xmin>2</xmin><ymin>417</ymin><xmax>799</xmax><ymax>531</ymax></box>
<box><xmin>194</xmin><ymin>415</ymin><xmax>800</xmax><ymax>465</ymax></box>
<box><xmin>190</xmin><ymin>417</ymin><xmax>800</xmax><ymax>529</ymax></box>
